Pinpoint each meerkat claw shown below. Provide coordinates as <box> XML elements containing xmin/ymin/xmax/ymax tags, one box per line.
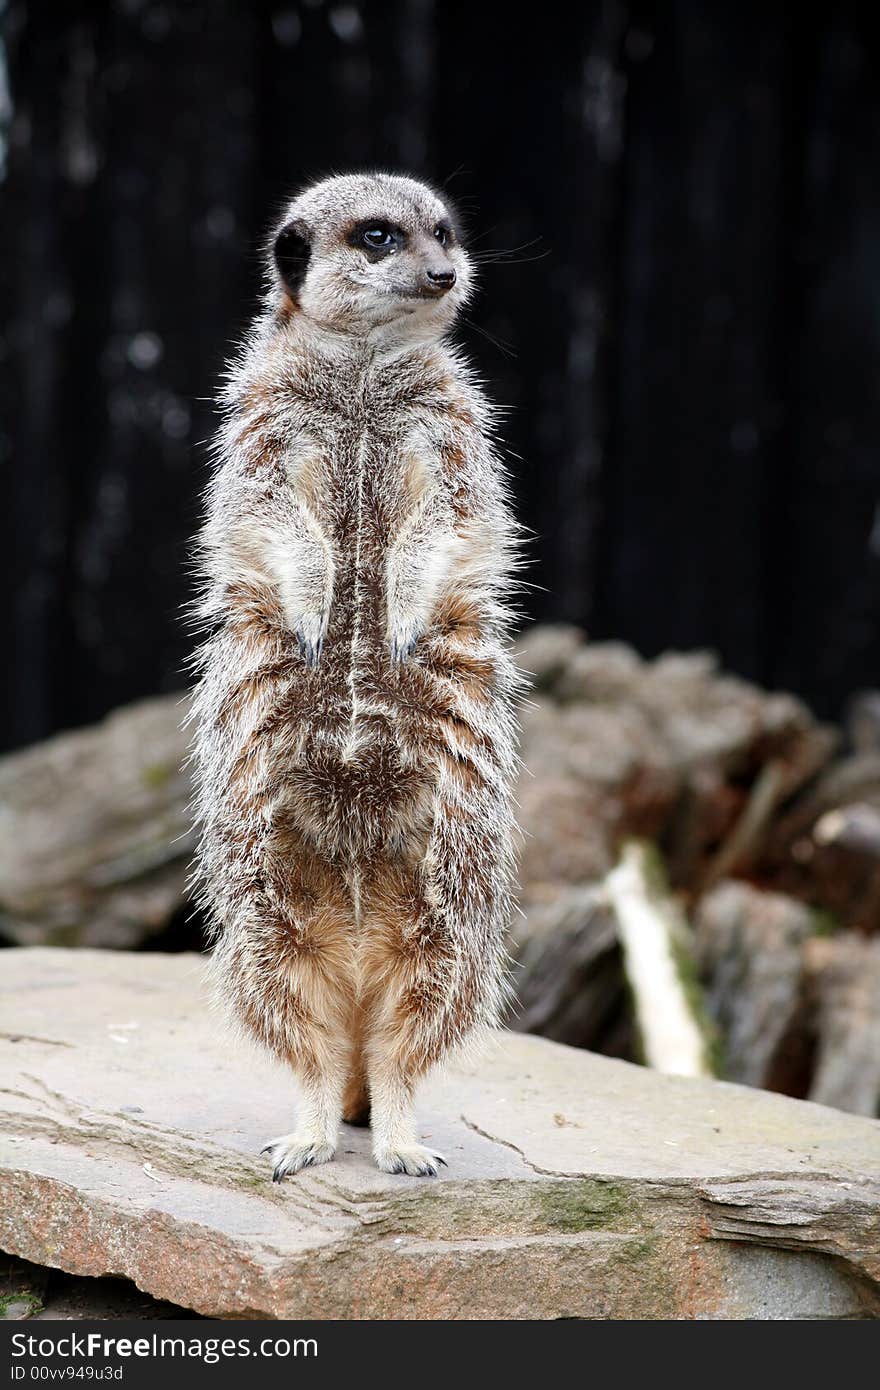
<box><xmin>295</xmin><ymin>631</ymin><xmax>323</xmax><ymax>667</ymax></box>
<box><xmin>389</xmin><ymin>633</ymin><xmax>420</xmax><ymax>664</ymax></box>
<box><xmin>376</xmin><ymin>1145</ymin><xmax>447</xmax><ymax>1177</ymax></box>
<box><xmin>262</xmin><ymin>1135</ymin><xmax>336</xmax><ymax>1180</ymax></box>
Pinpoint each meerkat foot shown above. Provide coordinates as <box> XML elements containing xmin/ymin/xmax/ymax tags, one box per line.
<box><xmin>374</xmin><ymin>1143</ymin><xmax>447</xmax><ymax>1178</ymax></box>
<box><xmin>261</xmin><ymin>1134</ymin><xmax>336</xmax><ymax>1182</ymax></box>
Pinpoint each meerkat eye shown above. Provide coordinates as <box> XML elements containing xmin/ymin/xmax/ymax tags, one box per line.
<box><xmin>363</xmin><ymin>227</ymin><xmax>393</xmax><ymax>248</ymax></box>
<box><xmin>348</xmin><ymin>220</ymin><xmax>402</xmax><ymax>256</ymax></box>
<box><xmin>433</xmin><ymin>223</ymin><xmax>452</xmax><ymax>247</ymax></box>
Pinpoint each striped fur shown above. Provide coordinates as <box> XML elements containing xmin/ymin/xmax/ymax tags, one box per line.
<box><xmin>189</xmin><ymin>174</ymin><xmax>522</xmax><ymax>1177</ymax></box>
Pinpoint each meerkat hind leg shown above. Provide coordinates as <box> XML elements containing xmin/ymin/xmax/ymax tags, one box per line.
<box><xmin>359</xmin><ymin>869</ymin><xmax>449</xmax><ymax>1176</ymax></box>
<box><xmin>253</xmin><ymin>852</ymin><xmax>355</xmax><ymax>1180</ymax></box>
<box><xmin>261</xmin><ymin>1055</ymin><xmax>347</xmax><ymax>1181</ymax></box>
<box><xmin>368</xmin><ymin>1050</ymin><xmax>446</xmax><ymax>1176</ymax></box>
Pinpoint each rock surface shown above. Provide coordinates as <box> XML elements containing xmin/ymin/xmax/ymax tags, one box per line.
<box><xmin>1</xmin><ymin>948</ymin><xmax>879</xmax><ymax>1320</ymax></box>
<box><xmin>0</xmin><ymin>697</ymin><xmax>192</xmax><ymax>948</ymax></box>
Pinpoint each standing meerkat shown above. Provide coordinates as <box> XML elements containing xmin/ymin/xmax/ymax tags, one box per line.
<box><xmin>190</xmin><ymin>172</ymin><xmax>522</xmax><ymax>1179</ymax></box>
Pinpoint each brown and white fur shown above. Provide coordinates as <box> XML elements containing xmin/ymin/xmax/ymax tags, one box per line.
<box><xmin>189</xmin><ymin>172</ymin><xmax>521</xmax><ymax>1179</ymax></box>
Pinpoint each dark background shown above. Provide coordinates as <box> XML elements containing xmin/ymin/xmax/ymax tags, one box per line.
<box><xmin>3</xmin><ymin>0</ymin><xmax>879</xmax><ymax>753</ymax></box>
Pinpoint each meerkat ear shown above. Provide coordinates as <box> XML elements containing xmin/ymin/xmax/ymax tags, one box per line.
<box><xmin>273</xmin><ymin>220</ymin><xmax>311</xmax><ymax>299</ymax></box>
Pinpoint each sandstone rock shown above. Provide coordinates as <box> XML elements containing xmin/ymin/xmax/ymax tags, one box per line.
<box><xmin>0</xmin><ymin>697</ymin><xmax>192</xmax><ymax>948</ymax></box>
<box><xmin>1</xmin><ymin>949</ymin><xmax>879</xmax><ymax>1320</ymax></box>
<box><xmin>617</xmin><ymin>649</ymin><xmax>830</xmax><ymax>787</ymax></box>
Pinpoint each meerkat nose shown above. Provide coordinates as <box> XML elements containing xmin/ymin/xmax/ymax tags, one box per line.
<box><xmin>426</xmin><ymin>267</ymin><xmax>456</xmax><ymax>292</ymax></box>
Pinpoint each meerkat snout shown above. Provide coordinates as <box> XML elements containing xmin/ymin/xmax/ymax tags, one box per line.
<box><xmin>424</xmin><ymin>265</ymin><xmax>456</xmax><ymax>294</ymax></box>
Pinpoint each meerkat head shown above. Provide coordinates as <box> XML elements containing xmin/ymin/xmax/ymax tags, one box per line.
<box><xmin>271</xmin><ymin>172</ymin><xmax>472</xmax><ymax>339</ymax></box>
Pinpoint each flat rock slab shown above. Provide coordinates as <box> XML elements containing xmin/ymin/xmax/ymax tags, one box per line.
<box><xmin>1</xmin><ymin>949</ymin><xmax>879</xmax><ymax>1320</ymax></box>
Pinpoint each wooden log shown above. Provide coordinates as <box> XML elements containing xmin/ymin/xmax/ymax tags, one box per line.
<box><xmin>767</xmin><ymin>752</ymin><xmax>880</xmax><ymax>857</ymax></box>
<box><xmin>697</xmin><ymin>760</ymin><xmax>786</xmax><ymax>896</ymax></box>
<box><xmin>847</xmin><ymin>692</ymin><xmax>880</xmax><ymax>754</ymax></box>
<box><xmin>695</xmin><ymin>880</ymin><xmax>814</xmax><ymax>1091</ymax></box>
<box><xmin>509</xmin><ymin>885</ymin><xmax>622</xmax><ymax>1048</ymax></box>
<box><xmin>761</xmin><ymin>753</ymin><xmax>880</xmax><ymax>932</ymax></box>
<box><xmin>806</xmin><ymin>934</ymin><xmax>880</xmax><ymax>1117</ymax></box>
<box><xmin>813</xmin><ymin>802</ymin><xmax>880</xmax><ymax>861</ymax></box>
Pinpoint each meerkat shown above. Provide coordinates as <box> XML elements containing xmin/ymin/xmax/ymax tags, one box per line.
<box><xmin>190</xmin><ymin>171</ymin><xmax>521</xmax><ymax>1179</ymax></box>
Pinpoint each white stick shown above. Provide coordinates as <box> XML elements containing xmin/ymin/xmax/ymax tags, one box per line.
<box><xmin>605</xmin><ymin>840</ymin><xmax>713</xmax><ymax>1078</ymax></box>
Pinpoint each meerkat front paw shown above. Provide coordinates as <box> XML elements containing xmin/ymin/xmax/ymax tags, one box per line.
<box><xmin>287</xmin><ymin>610</ymin><xmax>328</xmax><ymax>667</ymax></box>
<box><xmin>387</xmin><ymin>617</ymin><xmax>424</xmax><ymax>664</ymax></box>
<box><xmin>261</xmin><ymin>1133</ymin><xmax>336</xmax><ymax>1182</ymax></box>
<box><xmin>374</xmin><ymin>1144</ymin><xmax>447</xmax><ymax>1177</ymax></box>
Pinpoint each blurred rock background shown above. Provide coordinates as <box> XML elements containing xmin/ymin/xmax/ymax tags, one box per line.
<box><xmin>3</xmin><ymin>5</ymin><xmax>880</xmax><ymax>1119</ymax></box>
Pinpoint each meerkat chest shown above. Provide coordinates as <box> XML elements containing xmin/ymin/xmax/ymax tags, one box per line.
<box><xmin>304</xmin><ymin>409</ymin><xmax>439</xmax><ymax>553</ymax></box>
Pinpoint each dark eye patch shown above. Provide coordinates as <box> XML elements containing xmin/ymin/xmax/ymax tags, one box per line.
<box><xmin>433</xmin><ymin>221</ymin><xmax>454</xmax><ymax>248</ymax></box>
<box><xmin>347</xmin><ymin>219</ymin><xmax>406</xmax><ymax>257</ymax></box>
